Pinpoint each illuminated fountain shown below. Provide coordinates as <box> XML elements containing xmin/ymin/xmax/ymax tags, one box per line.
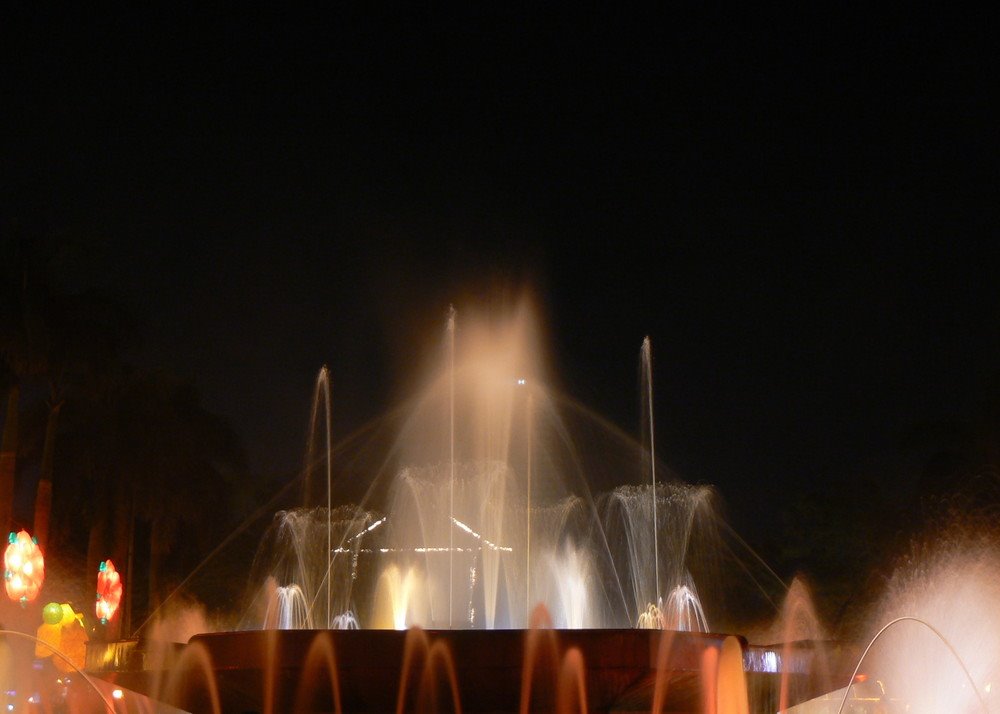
<box><xmin>245</xmin><ymin>300</ymin><xmax>756</xmax><ymax>639</ymax></box>
<box><xmin>0</xmin><ymin>292</ymin><xmax>992</xmax><ymax>711</ymax></box>
<box><xmin>602</xmin><ymin>482</ymin><xmax>717</xmax><ymax>630</ymax></box>
<box><xmin>133</xmin><ymin>296</ymin><xmax>813</xmax><ymax>713</ymax></box>
<box><xmin>832</xmin><ymin>524</ymin><xmax>999</xmax><ymax>713</ymax></box>
<box><xmin>81</xmin><ymin>294</ymin><xmax>927</xmax><ymax>712</ymax></box>
<box><xmin>262</xmin><ymin>580</ymin><xmax>311</xmax><ymax>629</ymax></box>
<box><xmin>367</xmin><ymin>299</ymin><xmax>608</xmax><ymax>630</ymax></box>
<box><xmin>248</xmin><ymin>505</ymin><xmax>379</xmax><ymax>631</ymax></box>
<box><xmin>250</xmin><ymin>298</ymin><xmax>659</xmax><ymax>632</ymax></box>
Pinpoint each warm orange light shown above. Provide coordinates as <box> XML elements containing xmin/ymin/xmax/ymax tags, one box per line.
<box><xmin>4</xmin><ymin>530</ymin><xmax>45</xmax><ymax>605</ymax></box>
<box><xmin>96</xmin><ymin>559</ymin><xmax>123</xmax><ymax>623</ymax></box>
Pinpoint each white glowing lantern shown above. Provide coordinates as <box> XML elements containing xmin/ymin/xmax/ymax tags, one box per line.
<box><xmin>4</xmin><ymin>530</ymin><xmax>45</xmax><ymax>605</ymax></box>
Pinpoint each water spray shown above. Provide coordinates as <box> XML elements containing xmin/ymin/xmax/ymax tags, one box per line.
<box><xmin>642</xmin><ymin>336</ymin><xmax>660</xmax><ymax>607</ymax></box>
<box><xmin>448</xmin><ymin>305</ymin><xmax>456</xmax><ymax>628</ymax></box>
<box><xmin>320</xmin><ymin>366</ymin><xmax>332</xmax><ymax>630</ymax></box>
<box><xmin>836</xmin><ymin>616</ymin><xmax>989</xmax><ymax>714</ymax></box>
<box><xmin>526</xmin><ymin>390</ymin><xmax>533</xmax><ymax>625</ymax></box>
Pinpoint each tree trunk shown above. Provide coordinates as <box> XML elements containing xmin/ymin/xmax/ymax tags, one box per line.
<box><xmin>111</xmin><ymin>482</ymin><xmax>131</xmax><ymax>571</ymax></box>
<box><xmin>112</xmin><ymin>483</ymin><xmax>133</xmax><ymax>636</ymax></box>
<box><xmin>33</xmin><ymin>479</ymin><xmax>52</xmax><ymax>547</ymax></box>
<box><xmin>86</xmin><ymin>516</ymin><xmax>106</xmax><ymax>594</ymax></box>
<box><xmin>148</xmin><ymin>516</ymin><xmax>170</xmax><ymax>616</ymax></box>
<box><xmin>0</xmin><ymin>385</ymin><xmax>19</xmax><ymax>536</ymax></box>
<box><xmin>33</xmin><ymin>400</ymin><xmax>62</xmax><ymax>547</ymax></box>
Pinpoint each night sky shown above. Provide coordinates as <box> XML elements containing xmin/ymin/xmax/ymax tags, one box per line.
<box><xmin>5</xmin><ymin>8</ymin><xmax>998</xmax><ymax>545</ymax></box>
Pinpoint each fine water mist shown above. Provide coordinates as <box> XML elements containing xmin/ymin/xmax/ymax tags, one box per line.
<box><xmin>862</xmin><ymin>522</ymin><xmax>1000</xmax><ymax>712</ymax></box>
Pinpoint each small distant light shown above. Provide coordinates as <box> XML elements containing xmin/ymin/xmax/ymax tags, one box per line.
<box><xmin>7</xmin><ymin>704</ymin><xmax>13</xmax><ymax>712</ymax></box>
<box><xmin>762</xmin><ymin>650</ymin><xmax>778</xmax><ymax>673</ymax></box>
<box><xmin>112</xmin><ymin>688</ymin><xmax>124</xmax><ymax>700</ymax></box>
<box><xmin>517</xmin><ymin>378</ymin><xmax>526</xmax><ymax>385</ymax></box>
<box><xmin>986</xmin><ymin>682</ymin><xmax>992</xmax><ymax>693</ymax></box>
<box><xmin>27</xmin><ymin>695</ymin><xmax>38</xmax><ymax>704</ymax></box>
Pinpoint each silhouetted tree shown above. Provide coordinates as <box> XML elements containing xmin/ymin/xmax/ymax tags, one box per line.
<box><xmin>53</xmin><ymin>369</ymin><xmax>247</xmax><ymax>632</ymax></box>
<box><xmin>0</xmin><ymin>234</ymin><xmax>27</xmax><ymax>536</ymax></box>
<box><xmin>2</xmin><ymin>227</ymin><xmax>248</xmax><ymax>635</ymax></box>
<box><xmin>0</xmin><ymin>228</ymin><xmax>136</xmax><ymax>546</ymax></box>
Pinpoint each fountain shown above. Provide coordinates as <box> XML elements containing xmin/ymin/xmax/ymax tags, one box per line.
<box><xmin>247</xmin><ymin>299</ymin><xmax>643</xmax><ymax>632</ymax></box>
<box><xmin>602</xmin><ymin>482</ymin><xmax>717</xmax><ymax>630</ymax></box>
<box><xmin>263</xmin><ymin>580</ymin><xmax>311</xmax><ymax>630</ymax></box>
<box><xmin>118</xmin><ymin>298</ymin><xmax>803</xmax><ymax>711</ymax></box>
<box><xmin>840</xmin><ymin>523</ymin><xmax>998</xmax><ymax>713</ymax></box>
<box><xmin>642</xmin><ymin>336</ymin><xmax>661</xmax><ymax>610</ymax></box>
<box><xmin>33</xmin><ymin>293</ymin><xmax>994</xmax><ymax>712</ymax></box>
<box><xmin>246</xmin><ymin>505</ymin><xmax>376</xmax><ymax>631</ymax></box>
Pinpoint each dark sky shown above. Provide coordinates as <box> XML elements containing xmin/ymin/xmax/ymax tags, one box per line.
<box><xmin>4</xmin><ymin>8</ymin><xmax>998</xmax><ymax>537</ymax></box>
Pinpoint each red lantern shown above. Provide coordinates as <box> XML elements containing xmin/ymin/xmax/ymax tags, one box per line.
<box><xmin>96</xmin><ymin>559</ymin><xmax>123</xmax><ymax>624</ymax></box>
<box><xmin>4</xmin><ymin>530</ymin><xmax>45</xmax><ymax>605</ymax></box>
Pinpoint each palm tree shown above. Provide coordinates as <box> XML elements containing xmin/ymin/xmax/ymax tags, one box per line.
<box><xmin>2</xmin><ymin>228</ymin><xmax>247</xmax><ymax>632</ymax></box>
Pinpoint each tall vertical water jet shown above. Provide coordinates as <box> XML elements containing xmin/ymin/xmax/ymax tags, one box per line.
<box><xmin>641</xmin><ymin>336</ymin><xmax>660</xmax><ymax>607</ymax></box>
<box><xmin>323</xmin><ymin>367</ymin><xmax>333</xmax><ymax>629</ymax></box>
<box><xmin>525</xmin><ymin>390</ymin><xmax>533</xmax><ymax>620</ymax></box>
<box><xmin>303</xmin><ymin>366</ymin><xmax>334</xmax><ymax>628</ymax></box>
<box><xmin>327</xmin><ymin>371</ymin><xmax>333</xmax><ymax>627</ymax></box>
<box><xmin>448</xmin><ymin>305</ymin><xmax>456</xmax><ymax>628</ymax></box>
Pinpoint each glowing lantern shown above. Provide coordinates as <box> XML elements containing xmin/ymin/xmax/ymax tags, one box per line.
<box><xmin>35</xmin><ymin>603</ymin><xmax>63</xmax><ymax>658</ymax></box>
<box><xmin>35</xmin><ymin>621</ymin><xmax>62</xmax><ymax>656</ymax></box>
<box><xmin>4</xmin><ymin>530</ymin><xmax>45</xmax><ymax>605</ymax></box>
<box><xmin>96</xmin><ymin>559</ymin><xmax>123</xmax><ymax>624</ymax></box>
<box><xmin>57</xmin><ymin>603</ymin><xmax>88</xmax><ymax>672</ymax></box>
<box><xmin>35</xmin><ymin>602</ymin><xmax>88</xmax><ymax>673</ymax></box>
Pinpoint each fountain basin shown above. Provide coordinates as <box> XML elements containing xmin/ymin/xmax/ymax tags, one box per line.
<box><xmin>87</xmin><ymin>629</ymin><xmax>830</xmax><ymax>713</ymax></box>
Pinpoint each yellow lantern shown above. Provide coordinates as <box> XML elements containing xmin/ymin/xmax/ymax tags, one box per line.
<box><xmin>56</xmin><ymin>604</ymin><xmax>87</xmax><ymax>673</ymax></box>
<box><xmin>34</xmin><ymin>602</ymin><xmax>88</xmax><ymax>673</ymax></box>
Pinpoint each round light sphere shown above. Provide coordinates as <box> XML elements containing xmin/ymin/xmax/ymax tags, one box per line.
<box><xmin>42</xmin><ymin>601</ymin><xmax>63</xmax><ymax>625</ymax></box>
